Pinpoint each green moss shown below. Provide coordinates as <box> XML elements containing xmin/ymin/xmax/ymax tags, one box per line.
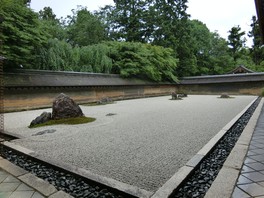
<box><xmin>29</xmin><ymin>116</ymin><xmax>96</xmax><ymax>128</ymax></box>
<box><xmin>217</xmin><ymin>96</ymin><xmax>235</xmax><ymax>99</ymax></box>
<box><xmin>261</xmin><ymin>88</ymin><xmax>264</xmax><ymax>97</ymax></box>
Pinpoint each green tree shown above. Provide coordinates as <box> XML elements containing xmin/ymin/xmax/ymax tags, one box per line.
<box><xmin>248</xmin><ymin>16</ymin><xmax>264</xmax><ymax>69</ymax></box>
<box><xmin>38</xmin><ymin>7</ymin><xmax>66</xmax><ymax>40</ymax></box>
<box><xmin>151</xmin><ymin>0</ymin><xmax>197</xmax><ymax>77</ymax></box>
<box><xmin>208</xmin><ymin>32</ymin><xmax>234</xmax><ymax>74</ymax></box>
<box><xmin>67</xmin><ymin>7</ymin><xmax>107</xmax><ymax>46</ymax></box>
<box><xmin>79</xmin><ymin>43</ymin><xmax>112</xmax><ymax>73</ymax></box>
<box><xmin>36</xmin><ymin>38</ymin><xmax>79</xmax><ymax>71</ymax></box>
<box><xmin>107</xmin><ymin>41</ymin><xmax>178</xmax><ymax>82</ymax></box>
<box><xmin>0</xmin><ymin>0</ymin><xmax>48</xmax><ymax>69</ymax></box>
<box><xmin>97</xmin><ymin>0</ymin><xmax>153</xmax><ymax>42</ymax></box>
<box><xmin>227</xmin><ymin>25</ymin><xmax>246</xmax><ymax>62</ymax></box>
<box><xmin>189</xmin><ymin>20</ymin><xmax>212</xmax><ymax>75</ymax></box>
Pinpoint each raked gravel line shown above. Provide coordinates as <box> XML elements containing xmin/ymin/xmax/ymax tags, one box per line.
<box><xmin>4</xmin><ymin>95</ymin><xmax>257</xmax><ymax>192</ymax></box>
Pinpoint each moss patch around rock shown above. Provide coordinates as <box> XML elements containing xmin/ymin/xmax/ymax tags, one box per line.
<box><xmin>29</xmin><ymin>116</ymin><xmax>96</xmax><ymax>128</ymax></box>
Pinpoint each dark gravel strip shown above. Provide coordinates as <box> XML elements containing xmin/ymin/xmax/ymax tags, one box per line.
<box><xmin>0</xmin><ymin>146</ymin><xmax>134</xmax><ymax>198</ymax></box>
<box><xmin>171</xmin><ymin>97</ymin><xmax>261</xmax><ymax>198</ymax></box>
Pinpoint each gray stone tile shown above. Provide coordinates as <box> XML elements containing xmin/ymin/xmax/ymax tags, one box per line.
<box><xmin>9</xmin><ymin>191</ymin><xmax>34</xmax><ymax>198</ymax></box>
<box><xmin>18</xmin><ymin>173</ymin><xmax>57</xmax><ymax>196</ymax></box>
<box><xmin>243</xmin><ymin>171</ymin><xmax>264</xmax><ymax>182</ymax></box>
<box><xmin>251</xmin><ymin>148</ymin><xmax>264</xmax><ymax>155</ymax></box>
<box><xmin>236</xmin><ymin>175</ymin><xmax>253</xmax><ymax>185</ymax></box>
<box><xmin>32</xmin><ymin>191</ymin><xmax>45</xmax><ymax>198</ymax></box>
<box><xmin>250</xmin><ymin>154</ymin><xmax>264</xmax><ymax>162</ymax></box>
<box><xmin>3</xmin><ymin>175</ymin><xmax>21</xmax><ymax>183</ymax></box>
<box><xmin>16</xmin><ymin>183</ymin><xmax>34</xmax><ymax>191</ymax></box>
<box><xmin>238</xmin><ymin>183</ymin><xmax>264</xmax><ymax>197</ymax></box>
<box><xmin>241</xmin><ymin>165</ymin><xmax>256</xmax><ymax>173</ymax></box>
<box><xmin>0</xmin><ymin>182</ymin><xmax>20</xmax><ymax>191</ymax></box>
<box><xmin>48</xmin><ymin>190</ymin><xmax>74</xmax><ymax>198</ymax></box>
<box><xmin>249</xmin><ymin>145</ymin><xmax>258</xmax><ymax>149</ymax></box>
<box><xmin>248</xmin><ymin>150</ymin><xmax>258</xmax><ymax>156</ymax></box>
<box><xmin>244</xmin><ymin>158</ymin><xmax>257</xmax><ymax>164</ymax></box>
<box><xmin>253</xmin><ymin>143</ymin><xmax>264</xmax><ymax>149</ymax></box>
<box><xmin>253</xmin><ymin>139</ymin><xmax>264</xmax><ymax>144</ymax></box>
<box><xmin>0</xmin><ymin>159</ymin><xmax>27</xmax><ymax>177</ymax></box>
<box><xmin>0</xmin><ymin>192</ymin><xmax>13</xmax><ymax>198</ymax></box>
<box><xmin>0</xmin><ymin>170</ymin><xmax>8</xmax><ymax>175</ymax></box>
<box><xmin>258</xmin><ymin>181</ymin><xmax>264</xmax><ymax>187</ymax></box>
<box><xmin>232</xmin><ymin>187</ymin><xmax>250</xmax><ymax>198</ymax></box>
<box><xmin>0</xmin><ymin>174</ymin><xmax>9</xmax><ymax>183</ymax></box>
<box><xmin>247</xmin><ymin>162</ymin><xmax>264</xmax><ymax>171</ymax></box>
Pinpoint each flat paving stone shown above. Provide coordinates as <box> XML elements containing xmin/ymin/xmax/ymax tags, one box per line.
<box><xmin>0</xmin><ymin>174</ymin><xmax>9</xmax><ymax>183</ymax></box>
<box><xmin>48</xmin><ymin>191</ymin><xmax>74</xmax><ymax>198</ymax></box>
<box><xmin>0</xmin><ymin>192</ymin><xmax>12</xmax><ymax>198</ymax></box>
<box><xmin>5</xmin><ymin>95</ymin><xmax>256</xmax><ymax>191</ymax></box>
<box><xmin>0</xmin><ymin>182</ymin><xmax>21</xmax><ymax>191</ymax></box>
<box><xmin>238</xmin><ymin>183</ymin><xmax>264</xmax><ymax>197</ymax></box>
<box><xmin>241</xmin><ymin>165</ymin><xmax>256</xmax><ymax>173</ymax></box>
<box><xmin>243</xmin><ymin>172</ymin><xmax>264</xmax><ymax>182</ymax></box>
<box><xmin>232</xmin><ymin>103</ymin><xmax>264</xmax><ymax>198</ymax></box>
<box><xmin>237</xmin><ymin>175</ymin><xmax>253</xmax><ymax>185</ymax></box>
<box><xmin>32</xmin><ymin>192</ymin><xmax>45</xmax><ymax>198</ymax></box>
<box><xmin>16</xmin><ymin>183</ymin><xmax>34</xmax><ymax>191</ymax></box>
<box><xmin>3</xmin><ymin>175</ymin><xmax>21</xmax><ymax>183</ymax></box>
<box><xmin>246</xmin><ymin>162</ymin><xmax>264</xmax><ymax>171</ymax></box>
<box><xmin>232</xmin><ymin>187</ymin><xmax>250</xmax><ymax>198</ymax></box>
<box><xmin>18</xmin><ymin>173</ymin><xmax>57</xmax><ymax>197</ymax></box>
<box><xmin>9</xmin><ymin>191</ymin><xmax>34</xmax><ymax>198</ymax></box>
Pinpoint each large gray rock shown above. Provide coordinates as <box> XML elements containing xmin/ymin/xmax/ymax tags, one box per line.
<box><xmin>30</xmin><ymin>112</ymin><xmax>51</xmax><ymax>127</ymax></box>
<box><xmin>52</xmin><ymin>93</ymin><xmax>84</xmax><ymax>120</ymax></box>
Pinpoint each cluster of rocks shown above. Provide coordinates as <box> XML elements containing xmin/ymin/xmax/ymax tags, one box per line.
<box><xmin>0</xmin><ymin>146</ymin><xmax>127</xmax><ymax>198</ymax></box>
<box><xmin>171</xmin><ymin>92</ymin><xmax>188</xmax><ymax>100</ymax></box>
<box><xmin>220</xmin><ymin>93</ymin><xmax>230</xmax><ymax>98</ymax></box>
<box><xmin>97</xmin><ymin>97</ymin><xmax>113</xmax><ymax>105</ymax></box>
<box><xmin>172</xmin><ymin>97</ymin><xmax>260</xmax><ymax>198</ymax></box>
<box><xmin>30</xmin><ymin>93</ymin><xmax>84</xmax><ymax>127</ymax></box>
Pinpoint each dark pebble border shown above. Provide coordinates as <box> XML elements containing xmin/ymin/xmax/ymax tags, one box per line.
<box><xmin>171</xmin><ymin>97</ymin><xmax>261</xmax><ymax>198</ymax></box>
<box><xmin>0</xmin><ymin>145</ymin><xmax>135</xmax><ymax>198</ymax></box>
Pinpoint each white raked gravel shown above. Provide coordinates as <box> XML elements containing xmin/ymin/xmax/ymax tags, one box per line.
<box><xmin>4</xmin><ymin>95</ymin><xmax>257</xmax><ymax>191</ymax></box>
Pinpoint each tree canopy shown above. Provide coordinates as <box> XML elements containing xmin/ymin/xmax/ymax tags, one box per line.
<box><xmin>0</xmin><ymin>0</ymin><xmax>48</xmax><ymax>69</ymax></box>
<box><xmin>1</xmin><ymin>0</ymin><xmax>263</xmax><ymax>79</ymax></box>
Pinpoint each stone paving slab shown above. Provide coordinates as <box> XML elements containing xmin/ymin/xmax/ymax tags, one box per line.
<box><xmin>0</xmin><ymin>167</ymin><xmax>43</xmax><ymax>198</ymax></box>
<box><xmin>232</xmin><ymin>99</ymin><xmax>264</xmax><ymax>198</ymax></box>
<box><xmin>0</xmin><ymin>158</ymin><xmax>74</xmax><ymax>198</ymax></box>
<box><xmin>4</xmin><ymin>95</ymin><xmax>257</xmax><ymax>191</ymax></box>
<box><xmin>204</xmin><ymin>98</ymin><xmax>264</xmax><ymax>198</ymax></box>
<box><xmin>18</xmin><ymin>173</ymin><xmax>57</xmax><ymax>197</ymax></box>
<box><xmin>0</xmin><ymin>157</ymin><xmax>27</xmax><ymax>177</ymax></box>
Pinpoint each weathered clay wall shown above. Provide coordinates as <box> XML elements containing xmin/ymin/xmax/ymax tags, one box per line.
<box><xmin>178</xmin><ymin>82</ymin><xmax>264</xmax><ymax>96</ymax></box>
<box><xmin>4</xmin><ymin>85</ymin><xmax>176</xmax><ymax>112</ymax></box>
<box><xmin>4</xmin><ymin>70</ymin><xmax>264</xmax><ymax>112</ymax></box>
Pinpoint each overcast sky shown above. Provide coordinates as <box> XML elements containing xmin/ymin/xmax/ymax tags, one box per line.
<box><xmin>30</xmin><ymin>0</ymin><xmax>257</xmax><ymax>46</ymax></box>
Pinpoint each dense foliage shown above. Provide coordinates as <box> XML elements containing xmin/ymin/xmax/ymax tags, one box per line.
<box><xmin>1</xmin><ymin>0</ymin><xmax>264</xmax><ymax>80</ymax></box>
<box><xmin>0</xmin><ymin>0</ymin><xmax>48</xmax><ymax>69</ymax></box>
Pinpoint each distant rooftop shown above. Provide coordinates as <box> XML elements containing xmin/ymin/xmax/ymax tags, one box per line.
<box><xmin>226</xmin><ymin>65</ymin><xmax>255</xmax><ymax>74</ymax></box>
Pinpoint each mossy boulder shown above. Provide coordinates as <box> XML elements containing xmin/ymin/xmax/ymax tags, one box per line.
<box><xmin>52</xmin><ymin>93</ymin><xmax>84</xmax><ymax>120</ymax></box>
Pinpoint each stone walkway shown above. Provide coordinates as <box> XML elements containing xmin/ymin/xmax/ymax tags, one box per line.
<box><xmin>0</xmin><ymin>168</ymin><xmax>44</xmax><ymax>198</ymax></box>
<box><xmin>0</xmin><ymin>157</ymin><xmax>73</xmax><ymax>198</ymax></box>
<box><xmin>232</xmin><ymin>102</ymin><xmax>264</xmax><ymax>198</ymax></box>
